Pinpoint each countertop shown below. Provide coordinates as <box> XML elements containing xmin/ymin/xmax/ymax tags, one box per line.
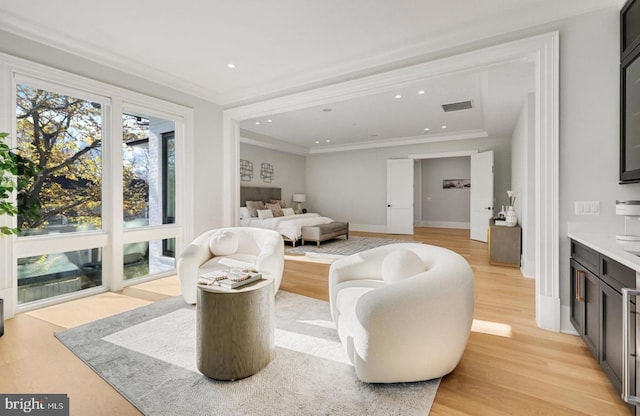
<box><xmin>568</xmin><ymin>223</ymin><xmax>640</xmax><ymax>273</ymax></box>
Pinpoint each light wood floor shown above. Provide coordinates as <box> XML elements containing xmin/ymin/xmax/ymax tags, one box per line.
<box><xmin>0</xmin><ymin>228</ymin><xmax>631</xmax><ymax>415</ymax></box>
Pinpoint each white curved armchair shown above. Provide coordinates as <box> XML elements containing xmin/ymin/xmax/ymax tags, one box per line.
<box><xmin>328</xmin><ymin>243</ymin><xmax>474</xmax><ymax>383</ymax></box>
<box><xmin>177</xmin><ymin>227</ymin><xmax>284</xmax><ymax>304</ymax></box>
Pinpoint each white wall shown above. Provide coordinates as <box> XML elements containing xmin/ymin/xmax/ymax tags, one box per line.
<box><xmin>0</xmin><ymin>29</ymin><xmax>224</xmax><ymax>238</ymax></box>
<box><xmin>511</xmin><ymin>92</ymin><xmax>536</xmax><ymax>277</ymax></box>
<box><xmin>555</xmin><ymin>8</ymin><xmax>640</xmax><ymax>307</ymax></box>
<box><xmin>239</xmin><ymin>142</ymin><xmax>306</xmax><ymax>206</ymax></box>
<box><xmin>306</xmin><ymin>136</ymin><xmax>511</xmax><ymax>231</ymax></box>
<box><xmin>419</xmin><ymin>157</ymin><xmax>471</xmax><ymax>228</ymax></box>
<box><xmin>500</xmin><ymin>6</ymin><xmax>640</xmax><ymax>308</ymax></box>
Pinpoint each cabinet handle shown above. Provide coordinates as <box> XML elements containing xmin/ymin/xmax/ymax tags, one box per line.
<box><xmin>622</xmin><ymin>288</ymin><xmax>640</xmax><ymax>406</ymax></box>
<box><xmin>575</xmin><ymin>270</ymin><xmax>583</xmax><ymax>302</ymax></box>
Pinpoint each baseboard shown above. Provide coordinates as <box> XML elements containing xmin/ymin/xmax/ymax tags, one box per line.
<box><xmin>560</xmin><ymin>305</ymin><xmax>579</xmax><ymax>335</ymax></box>
<box><xmin>414</xmin><ymin>220</ymin><xmax>470</xmax><ymax>229</ymax></box>
<box><xmin>349</xmin><ymin>224</ymin><xmax>387</xmax><ymax>233</ymax></box>
<box><xmin>351</xmin><ymin>222</ymin><xmax>470</xmax><ymax>233</ymax></box>
<box><xmin>520</xmin><ymin>256</ymin><xmax>535</xmax><ymax>278</ymax></box>
<box><xmin>536</xmin><ymin>294</ymin><xmax>561</xmax><ymax>332</ymax></box>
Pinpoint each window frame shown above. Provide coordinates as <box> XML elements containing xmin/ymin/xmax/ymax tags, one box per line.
<box><xmin>0</xmin><ymin>52</ymin><xmax>194</xmax><ymax>313</ymax></box>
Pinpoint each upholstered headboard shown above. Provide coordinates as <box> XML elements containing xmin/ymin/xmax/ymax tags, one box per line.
<box><xmin>240</xmin><ymin>186</ymin><xmax>282</xmax><ymax>207</ymax></box>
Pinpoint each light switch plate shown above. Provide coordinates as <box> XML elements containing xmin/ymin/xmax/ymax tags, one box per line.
<box><xmin>575</xmin><ymin>201</ymin><xmax>599</xmax><ymax>215</ymax></box>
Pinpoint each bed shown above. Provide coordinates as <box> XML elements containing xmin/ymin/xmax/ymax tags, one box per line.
<box><xmin>239</xmin><ymin>186</ymin><xmax>334</xmax><ymax>244</ymax></box>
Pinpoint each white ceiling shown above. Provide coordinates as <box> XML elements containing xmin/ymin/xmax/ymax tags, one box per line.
<box><xmin>0</xmin><ymin>0</ymin><xmax>619</xmax><ymax>153</ymax></box>
<box><xmin>240</xmin><ymin>60</ymin><xmax>535</xmax><ymax>152</ymax></box>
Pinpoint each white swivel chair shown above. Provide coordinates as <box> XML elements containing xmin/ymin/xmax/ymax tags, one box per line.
<box><xmin>328</xmin><ymin>243</ymin><xmax>474</xmax><ymax>383</ymax></box>
<box><xmin>177</xmin><ymin>227</ymin><xmax>284</xmax><ymax>304</ymax></box>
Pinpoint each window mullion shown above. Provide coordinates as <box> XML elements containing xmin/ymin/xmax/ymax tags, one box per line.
<box><xmin>108</xmin><ymin>98</ymin><xmax>125</xmax><ymax>291</ymax></box>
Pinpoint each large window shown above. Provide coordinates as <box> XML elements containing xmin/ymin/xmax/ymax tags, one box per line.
<box><xmin>16</xmin><ymin>84</ymin><xmax>103</xmax><ymax>234</ymax></box>
<box><xmin>122</xmin><ymin>112</ymin><xmax>175</xmax><ymax>226</ymax></box>
<box><xmin>17</xmin><ymin>247</ymin><xmax>102</xmax><ymax>303</ymax></box>
<box><xmin>6</xmin><ymin>65</ymin><xmax>191</xmax><ymax>310</ymax></box>
<box><xmin>15</xmin><ymin>83</ymin><xmax>105</xmax><ymax>304</ymax></box>
<box><xmin>122</xmin><ymin>112</ymin><xmax>176</xmax><ymax>282</ymax></box>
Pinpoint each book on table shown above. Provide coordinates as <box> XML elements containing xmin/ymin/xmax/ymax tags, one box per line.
<box><xmin>199</xmin><ymin>270</ymin><xmax>262</xmax><ymax>289</ymax></box>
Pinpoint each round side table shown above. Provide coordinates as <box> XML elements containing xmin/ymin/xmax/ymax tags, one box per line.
<box><xmin>196</xmin><ymin>276</ymin><xmax>274</xmax><ymax>380</ymax></box>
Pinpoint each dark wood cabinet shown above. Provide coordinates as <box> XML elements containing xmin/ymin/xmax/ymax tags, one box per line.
<box><xmin>623</xmin><ymin>0</ymin><xmax>640</xmax><ymax>59</ymax></box>
<box><xmin>621</xmin><ymin>0</ymin><xmax>640</xmax><ymax>183</ymax></box>
<box><xmin>600</xmin><ymin>279</ymin><xmax>636</xmax><ymax>396</ymax></box>
<box><xmin>570</xmin><ymin>257</ymin><xmax>600</xmax><ymax>357</ymax></box>
<box><xmin>601</xmin><ymin>255</ymin><xmax>637</xmax><ymax>404</ymax></box>
<box><xmin>570</xmin><ymin>239</ymin><xmax>636</xmax><ymax>412</ymax></box>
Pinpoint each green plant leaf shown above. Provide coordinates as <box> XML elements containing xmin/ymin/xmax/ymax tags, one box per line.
<box><xmin>0</xmin><ymin>132</ymin><xmax>18</xmax><ymax>239</ymax></box>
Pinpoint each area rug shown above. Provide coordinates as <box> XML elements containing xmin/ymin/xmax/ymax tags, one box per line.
<box><xmin>55</xmin><ymin>291</ymin><xmax>439</xmax><ymax>416</ymax></box>
<box><xmin>288</xmin><ymin>236</ymin><xmax>415</xmax><ymax>257</ymax></box>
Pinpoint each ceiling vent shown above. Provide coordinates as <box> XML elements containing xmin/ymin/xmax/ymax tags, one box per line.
<box><xmin>441</xmin><ymin>100</ymin><xmax>473</xmax><ymax>112</ymax></box>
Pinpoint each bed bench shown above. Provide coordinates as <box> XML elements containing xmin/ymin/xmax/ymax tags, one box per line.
<box><xmin>301</xmin><ymin>222</ymin><xmax>349</xmax><ymax>247</ymax></box>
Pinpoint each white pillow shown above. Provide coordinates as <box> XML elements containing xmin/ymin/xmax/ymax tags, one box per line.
<box><xmin>239</xmin><ymin>207</ymin><xmax>251</xmax><ymax>219</ymax></box>
<box><xmin>281</xmin><ymin>207</ymin><xmax>295</xmax><ymax>216</ymax></box>
<box><xmin>257</xmin><ymin>209</ymin><xmax>274</xmax><ymax>220</ymax></box>
<box><xmin>381</xmin><ymin>249</ymin><xmax>424</xmax><ymax>284</ymax></box>
<box><xmin>209</xmin><ymin>230</ymin><xmax>239</xmax><ymax>256</ymax></box>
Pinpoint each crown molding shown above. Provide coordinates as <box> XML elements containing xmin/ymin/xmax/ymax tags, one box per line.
<box><xmin>0</xmin><ymin>11</ymin><xmax>222</xmax><ymax>104</ymax></box>
<box><xmin>218</xmin><ymin>1</ymin><xmax>615</xmax><ymax>106</ymax></box>
<box><xmin>409</xmin><ymin>150</ymin><xmax>479</xmax><ymax>160</ymax></box>
<box><xmin>240</xmin><ymin>136</ymin><xmax>309</xmax><ymax>156</ymax></box>
<box><xmin>308</xmin><ymin>130</ymin><xmax>488</xmax><ymax>154</ymax></box>
<box><xmin>0</xmin><ymin>2</ymin><xmax>612</xmax><ymax>107</ymax></box>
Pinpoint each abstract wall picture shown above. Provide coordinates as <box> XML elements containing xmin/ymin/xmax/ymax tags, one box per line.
<box><xmin>260</xmin><ymin>162</ymin><xmax>274</xmax><ymax>183</ymax></box>
<box><xmin>443</xmin><ymin>179</ymin><xmax>470</xmax><ymax>189</ymax></box>
<box><xmin>240</xmin><ymin>159</ymin><xmax>253</xmax><ymax>181</ymax></box>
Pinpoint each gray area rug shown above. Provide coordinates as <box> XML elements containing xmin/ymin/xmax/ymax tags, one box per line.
<box><xmin>288</xmin><ymin>236</ymin><xmax>414</xmax><ymax>257</ymax></box>
<box><xmin>56</xmin><ymin>291</ymin><xmax>439</xmax><ymax>416</ymax></box>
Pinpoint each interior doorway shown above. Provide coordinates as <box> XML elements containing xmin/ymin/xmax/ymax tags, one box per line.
<box><xmin>411</xmin><ymin>150</ymin><xmax>495</xmax><ymax>243</ymax></box>
<box><xmin>224</xmin><ymin>32</ymin><xmax>559</xmax><ymax>331</ymax></box>
<box><xmin>415</xmin><ymin>157</ymin><xmax>472</xmax><ymax>230</ymax></box>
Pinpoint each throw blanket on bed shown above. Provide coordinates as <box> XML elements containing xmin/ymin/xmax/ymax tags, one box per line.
<box><xmin>240</xmin><ymin>213</ymin><xmax>334</xmax><ymax>241</ymax></box>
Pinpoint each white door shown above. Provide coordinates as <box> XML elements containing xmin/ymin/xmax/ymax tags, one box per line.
<box><xmin>470</xmin><ymin>151</ymin><xmax>494</xmax><ymax>242</ymax></box>
<box><xmin>386</xmin><ymin>159</ymin><xmax>414</xmax><ymax>235</ymax></box>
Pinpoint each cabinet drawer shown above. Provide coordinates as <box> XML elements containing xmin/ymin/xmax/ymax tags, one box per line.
<box><xmin>601</xmin><ymin>255</ymin><xmax>636</xmax><ymax>290</ymax></box>
<box><xmin>571</xmin><ymin>240</ymin><xmax>600</xmax><ymax>275</ymax></box>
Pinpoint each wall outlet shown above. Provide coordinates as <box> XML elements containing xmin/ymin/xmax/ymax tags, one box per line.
<box><xmin>575</xmin><ymin>201</ymin><xmax>600</xmax><ymax>215</ymax></box>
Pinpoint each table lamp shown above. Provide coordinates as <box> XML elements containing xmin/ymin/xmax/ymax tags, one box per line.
<box><xmin>292</xmin><ymin>194</ymin><xmax>306</xmax><ymax>212</ymax></box>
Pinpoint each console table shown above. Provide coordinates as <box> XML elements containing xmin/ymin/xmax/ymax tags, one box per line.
<box><xmin>196</xmin><ymin>276</ymin><xmax>274</xmax><ymax>380</ymax></box>
<box><xmin>488</xmin><ymin>220</ymin><xmax>522</xmax><ymax>267</ymax></box>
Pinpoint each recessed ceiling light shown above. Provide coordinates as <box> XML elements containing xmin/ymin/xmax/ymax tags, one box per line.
<box><xmin>424</xmin><ymin>128</ymin><xmax>430</xmax><ymax>131</ymax></box>
<box><xmin>315</xmin><ymin>140</ymin><xmax>320</xmax><ymax>144</ymax></box>
<box><xmin>227</xmin><ymin>63</ymin><xmax>236</xmax><ymax>69</ymax></box>
<box><xmin>267</xmin><ymin>119</ymin><xmax>272</xmax><ymax>123</ymax></box>
<box><xmin>326</xmin><ymin>139</ymin><xmax>331</xmax><ymax>143</ymax></box>
<box><xmin>255</xmin><ymin>121</ymin><xmax>260</xmax><ymax>125</ymax></box>
<box><xmin>395</xmin><ymin>94</ymin><xmax>402</xmax><ymax>99</ymax></box>
<box><xmin>441</xmin><ymin>125</ymin><xmax>447</xmax><ymax>129</ymax></box>
<box><xmin>322</xmin><ymin>108</ymin><xmax>332</xmax><ymax>112</ymax></box>
<box><xmin>418</xmin><ymin>90</ymin><xmax>425</xmax><ymax>95</ymax></box>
